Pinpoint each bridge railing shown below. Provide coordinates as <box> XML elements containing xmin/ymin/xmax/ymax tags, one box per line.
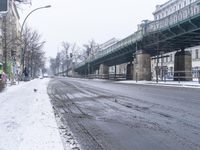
<box><xmin>146</xmin><ymin>1</ymin><xmax>200</xmax><ymax>33</ymax></box>
<box><xmin>74</xmin><ymin>74</ymin><xmax>130</xmax><ymax>81</ymax></box>
<box><xmin>75</xmin><ymin>30</ymin><xmax>143</xmax><ymax>69</ymax></box>
<box><xmin>86</xmin><ymin>30</ymin><xmax>143</xmax><ymax>63</ymax></box>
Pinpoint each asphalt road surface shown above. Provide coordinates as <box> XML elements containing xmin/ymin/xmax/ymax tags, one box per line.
<box><xmin>47</xmin><ymin>77</ymin><xmax>200</xmax><ymax>150</ymax></box>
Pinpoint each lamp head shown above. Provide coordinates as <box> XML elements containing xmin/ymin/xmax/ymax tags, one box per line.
<box><xmin>44</xmin><ymin>5</ymin><xmax>51</xmax><ymax>8</ymax></box>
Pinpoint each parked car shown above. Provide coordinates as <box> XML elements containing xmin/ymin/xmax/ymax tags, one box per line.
<box><xmin>43</xmin><ymin>73</ymin><xmax>48</xmax><ymax>78</ymax></box>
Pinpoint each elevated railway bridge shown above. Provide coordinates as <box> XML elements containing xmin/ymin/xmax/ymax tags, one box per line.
<box><xmin>73</xmin><ymin>1</ymin><xmax>200</xmax><ymax>81</ymax></box>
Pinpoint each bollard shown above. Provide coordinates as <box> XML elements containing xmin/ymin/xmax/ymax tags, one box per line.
<box><xmin>136</xmin><ymin>73</ymin><xmax>138</xmax><ymax>82</ymax></box>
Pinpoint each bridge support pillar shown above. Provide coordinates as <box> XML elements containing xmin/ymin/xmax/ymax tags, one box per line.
<box><xmin>133</xmin><ymin>50</ymin><xmax>151</xmax><ymax>81</ymax></box>
<box><xmin>174</xmin><ymin>49</ymin><xmax>192</xmax><ymax>81</ymax></box>
<box><xmin>99</xmin><ymin>64</ymin><xmax>109</xmax><ymax>79</ymax></box>
<box><xmin>126</xmin><ymin>62</ymin><xmax>133</xmax><ymax>80</ymax></box>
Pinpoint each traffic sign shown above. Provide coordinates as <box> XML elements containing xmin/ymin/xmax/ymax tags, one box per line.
<box><xmin>0</xmin><ymin>0</ymin><xmax>8</xmax><ymax>13</ymax></box>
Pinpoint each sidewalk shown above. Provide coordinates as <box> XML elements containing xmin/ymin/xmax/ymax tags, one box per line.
<box><xmin>117</xmin><ymin>80</ymin><xmax>200</xmax><ymax>88</ymax></box>
<box><xmin>0</xmin><ymin>79</ymin><xmax>65</xmax><ymax>150</ymax></box>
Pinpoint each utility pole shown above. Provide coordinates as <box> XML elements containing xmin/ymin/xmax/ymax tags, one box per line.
<box><xmin>160</xmin><ymin>51</ymin><xmax>164</xmax><ymax>81</ymax></box>
<box><xmin>20</xmin><ymin>5</ymin><xmax>51</xmax><ymax>78</ymax></box>
<box><xmin>156</xmin><ymin>49</ymin><xmax>159</xmax><ymax>83</ymax></box>
<box><xmin>0</xmin><ymin>0</ymin><xmax>10</xmax><ymax>76</ymax></box>
<box><xmin>2</xmin><ymin>15</ymin><xmax>7</xmax><ymax>74</ymax></box>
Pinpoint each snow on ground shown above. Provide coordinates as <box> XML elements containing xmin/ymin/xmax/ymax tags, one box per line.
<box><xmin>67</xmin><ymin>77</ymin><xmax>200</xmax><ymax>88</ymax></box>
<box><xmin>0</xmin><ymin>79</ymin><xmax>66</xmax><ymax>150</ymax></box>
<box><xmin>116</xmin><ymin>80</ymin><xmax>200</xmax><ymax>88</ymax></box>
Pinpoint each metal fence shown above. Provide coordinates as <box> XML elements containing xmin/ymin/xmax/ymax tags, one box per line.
<box><xmin>152</xmin><ymin>70</ymin><xmax>200</xmax><ymax>83</ymax></box>
<box><xmin>72</xmin><ymin>74</ymin><xmax>130</xmax><ymax>81</ymax></box>
<box><xmin>69</xmin><ymin>70</ymin><xmax>200</xmax><ymax>84</ymax></box>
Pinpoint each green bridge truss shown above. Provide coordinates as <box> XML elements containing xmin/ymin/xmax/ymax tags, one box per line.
<box><xmin>75</xmin><ymin>1</ymin><xmax>200</xmax><ymax>74</ymax></box>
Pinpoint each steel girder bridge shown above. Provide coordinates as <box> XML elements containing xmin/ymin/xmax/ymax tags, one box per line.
<box><xmin>75</xmin><ymin>1</ymin><xmax>200</xmax><ymax>74</ymax></box>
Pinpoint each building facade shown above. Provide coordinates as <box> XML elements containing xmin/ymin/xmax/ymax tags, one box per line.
<box><xmin>151</xmin><ymin>0</ymin><xmax>200</xmax><ymax>80</ymax></box>
<box><xmin>0</xmin><ymin>0</ymin><xmax>20</xmax><ymax>79</ymax></box>
<box><xmin>151</xmin><ymin>47</ymin><xmax>200</xmax><ymax>80</ymax></box>
<box><xmin>153</xmin><ymin>0</ymin><xmax>198</xmax><ymax>21</ymax></box>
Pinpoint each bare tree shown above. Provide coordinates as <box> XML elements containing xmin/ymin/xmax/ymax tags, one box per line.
<box><xmin>55</xmin><ymin>52</ymin><xmax>61</xmax><ymax>74</ymax></box>
<box><xmin>61</xmin><ymin>42</ymin><xmax>70</xmax><ymax>73</ymax></box>
<box><xmin>49</xmin><ymin>58</ymin><xmax>57</xmax><ymax>75</ymax></box>
<box><xmin>83</xmin><ymin>39</ymin><xmax>97</xmax><ymax>58</ymax></box>
<box><xmin>21</xmin><ymin>26</ymin><xmax>45</xmax><ymax>78</ymax></box>
<box><xmin>29</xmin><ymin>42</ymin><xmax>45</xmax><ymax>78</ymax></box>
<box><xmin>49</xmin><ymin>40</ymin><xmax>98</xmax><ymax>76</ymax></box>
<box><xmin>50</xmin><ymin>42</ymin><xmax>79</xmax><ymax>75</ymax></box>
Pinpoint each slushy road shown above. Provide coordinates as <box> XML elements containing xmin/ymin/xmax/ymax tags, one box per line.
<box><xmin>48</xmin><ymin>77</ymin><xmax>200</xmax><ymax>150</ymax></box>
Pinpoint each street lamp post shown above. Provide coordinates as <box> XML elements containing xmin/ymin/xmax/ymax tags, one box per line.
<box><xmin>20</xmin><ymin>5</ymin><xmax>51</xmax><ymax>78</ymax></box>
<box><xmin>20</xmin><ymin>5</ymin><xmax>51</xmax><ymax>37</ymax></box>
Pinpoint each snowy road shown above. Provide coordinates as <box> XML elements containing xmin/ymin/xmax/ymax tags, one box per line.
<box><xmin>48</xmin><ymin>77</ymin><xmax>200</xmax><ymax>150</ymax></box>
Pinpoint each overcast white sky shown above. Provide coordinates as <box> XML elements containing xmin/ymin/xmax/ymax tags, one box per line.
<box><xmin>19</xmin><ymin>0</ymin><xmax>167</xmax><ymax>58</ymax></box>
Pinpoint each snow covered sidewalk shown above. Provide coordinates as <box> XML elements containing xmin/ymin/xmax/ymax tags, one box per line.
<box><xmin>0</xmin><ymin>79</ymin><xmax>64</xmax><ymax>150</ymax></box>
<box><xmin>116</xmin><ymin>80</ymin><xmax>200</xmax><ymax>88</ymax></box>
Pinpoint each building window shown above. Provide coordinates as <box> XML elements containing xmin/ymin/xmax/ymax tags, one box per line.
<box><xmin>195</xmin><ymin>49</ymin><xmax>199</xmax><ymax>59</ymax></box>
<box><xmin>195</xmin><ymin>7</ymin><xmax>198</xmax><ymax>14</ymax></box>
<box><xmin>188</xmin><ymin>50</ymin><xmax>192</xmax><ymax>58</ymax></box>
<box><xmin>161</xmin><ymin>57</ymin><xmax>164</xmax><ymax>63</ymax></box>
<box><xmin>170</xmin><ymin>67</ymin><xmax>173</xmax><ymax>75</ymax></box>
<box><xmin>174</xmin><ymin>6</ymin><xmax>177</xmax><ymax>11</ymax></box>
<box><xmin>174</xmin><ymin>16</ymin><xmax>177</xmax><ymax>22</ymax></box>
<box><xmin>170</xmin><ymin>54</ymin><xmax>173</xmax><ymax>62</ymax></box>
